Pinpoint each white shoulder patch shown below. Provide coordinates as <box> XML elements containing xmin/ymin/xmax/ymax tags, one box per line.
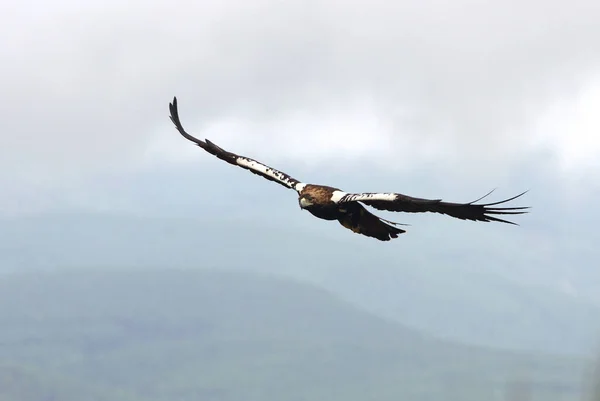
<box><xmin>294</xmin><ymin>183</ymin><xmax>307</xmax><ymax>192</ymax></box>
<box><xmin>330</xmin><ymin>190</ymin><xmax>348</xmax><ymax>203</ymax></box>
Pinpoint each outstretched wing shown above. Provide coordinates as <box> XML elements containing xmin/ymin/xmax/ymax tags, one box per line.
<box><xmin>169</xmin><ymin>97</ymin><xmax>304</xmax><ymax>192</ymax></box>
<box><xmin>333</xmin><ymin>189</ymin><xmax>529</xmax><ymax>225</ymax></box>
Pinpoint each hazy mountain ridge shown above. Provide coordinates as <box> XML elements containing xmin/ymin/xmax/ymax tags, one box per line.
<box><xmin>1</xmin><ymin>212</ymin><xmax>598</xmax><ymax>356</ymax></box>
<box><xmin>0</xmin><ymin>268</ymin><xmax>590</xmax><ymax>400</ymax></box>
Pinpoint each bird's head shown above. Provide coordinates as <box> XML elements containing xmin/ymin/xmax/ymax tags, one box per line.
<box><xmin>298</xmin><ymin>194</ymin><xmax>315</xmax><ymax>209</ymax></box>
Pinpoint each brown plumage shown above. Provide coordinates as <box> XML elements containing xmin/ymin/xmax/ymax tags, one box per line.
<box><xmin>168</xmin><ymin>97</ymin><xmax>529</xmax><ymax>241</ymax></box>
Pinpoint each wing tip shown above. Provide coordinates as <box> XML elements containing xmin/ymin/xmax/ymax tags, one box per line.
<box><xmin>477</xmin><ymin>189</ymin><xmax>530</xmax><ymax>207</ymax></box>
<box><xmin>167</xmin><ymin>96</ymin><xmax>209</xmax><ymax>148</ymax></box>
<box><xmin>471</xmin><ymin>189</ymin><xmax>530</xmax><ymax>225</ymax></box>
<box><xmin>168</xmin><ymin>96</ymin><xmax>181</xmax><ymax>128</ymax></box>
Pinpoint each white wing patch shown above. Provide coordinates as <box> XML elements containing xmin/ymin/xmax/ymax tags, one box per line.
<box><xmin>236</xmin><ymin>157</ymin><xmax>302</xmax><ymax>190</ymax></box>
<box><xmin>337</xmin><ymin>193</ymin><xmax>399</xmax><ymax>203</ymax></box>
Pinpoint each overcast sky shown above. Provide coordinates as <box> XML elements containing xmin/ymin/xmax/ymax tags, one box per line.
<box><xmin>2</xmin><ymin>0</ymin><xmax>600</xmax><ymax>214</ymax></box>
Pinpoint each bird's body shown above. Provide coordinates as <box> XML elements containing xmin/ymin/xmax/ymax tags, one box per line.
<box><xmin>298</xmin><ymin>185</ymin><xmax>342</xmax><ymax>221</ymax></box>
<box><xmin>168</xmin><ymin>97</ymin><xmax>529</xmax><ymax>241</ymax></box>
<box><xmin>296</xmin><ymin>184</ymin><xmax>407</xmax><ymax>240</ymax></box>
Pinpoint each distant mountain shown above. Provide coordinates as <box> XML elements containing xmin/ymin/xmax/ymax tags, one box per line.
<box><xmin>0</xmin><ymin>269</ymin><xmax>589</xmax><ymax>401</ymax></box>
<box><xmin>1</xmin><ymin>212</ymin><xmax>599</xmax><ymax>356</ymax></box>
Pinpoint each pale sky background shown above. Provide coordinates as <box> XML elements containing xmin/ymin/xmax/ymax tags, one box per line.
<box><xmin>1</xmin><ymin>0</ymin><xmax>600</xmax><ymax>355</ymax></box>
<box><xmin>2</xmin><ymin>0</ymin><xmax>599</xmax><ymax>197</ymax></box>
<box><xmin>1</xmin><ymin>0</ymin><xmax>599</xmax><ymax>233</ymax></box>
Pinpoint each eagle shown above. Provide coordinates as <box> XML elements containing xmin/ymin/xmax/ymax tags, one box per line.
<box><xmin>168</xmin><ymin>97</ymin><xmax>529</xmax><ymax>241</ymax></box>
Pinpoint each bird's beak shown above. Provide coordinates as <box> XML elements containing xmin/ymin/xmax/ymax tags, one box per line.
<box><xmin>299</xmin><ymin>197</ymin><xmax>312</xmax><ymax>209</ymax></box>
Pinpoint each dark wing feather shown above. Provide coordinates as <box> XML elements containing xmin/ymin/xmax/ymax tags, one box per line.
<box><xmin>336</xmin><ymin>189</ymin><xmax>529</xmax><ymax>225</ymax></box>
<box><xmin>337</xmin><ymin>202</ymin><xmax>406</xmax><ymax>241</ymax></box>
<box><xmin>168</xmin><ymin>97</ymin><xmax>303</xmax><ymax>191</ymax></box>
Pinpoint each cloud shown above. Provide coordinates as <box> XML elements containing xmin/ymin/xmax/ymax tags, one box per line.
<box><xmin>529</xmin><ymin>74</ymin><xmax>600</xmax><ymax>175</ymax></box>
<box><xmin>1</xmin><ymin>0</ymin><xmax>599</xmax><ymax>209</ymax></box>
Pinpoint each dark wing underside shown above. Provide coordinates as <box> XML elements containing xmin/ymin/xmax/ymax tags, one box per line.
<box><xmin>336</xmin><ymin>190</ymin><xmax>529</xmax><ymax>225</ymax></box>
<box><xmin>168</xmin><ymin>97</ymin><xmax>302</xmax><ymax>191</ymax></box>
<box><xmin>337</xmin><ymin>202</ymin><xmax>406</xmax><ymax>241</ymax></box>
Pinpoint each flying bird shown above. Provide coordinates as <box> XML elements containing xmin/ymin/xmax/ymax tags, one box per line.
<box><xmin>168</xmin><ymin>97</ymin><xmax>529</xmax><ymax>241</ymax></box>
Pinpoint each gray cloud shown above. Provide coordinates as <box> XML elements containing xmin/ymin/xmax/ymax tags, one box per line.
<box><xmin>2</xmin><ymin>0</ymin><xmax>600</xmax><ymax>210</ymax></box>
